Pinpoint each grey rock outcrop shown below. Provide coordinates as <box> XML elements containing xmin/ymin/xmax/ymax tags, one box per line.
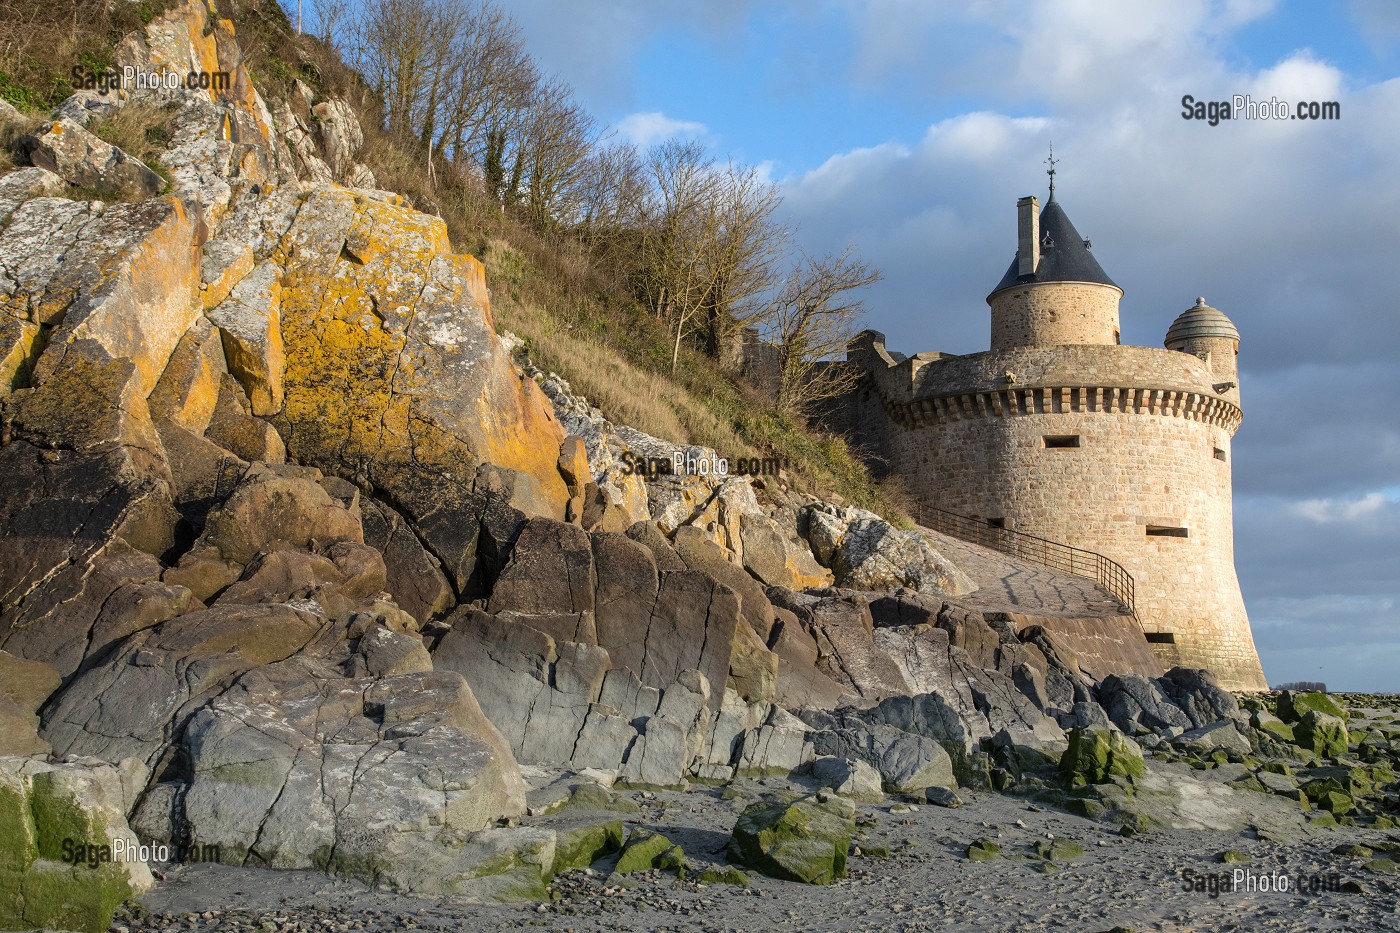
<box><xmin>801</xmin><ymin>505</ymin><xmax>976</xmax><ymax>597</ymax></box>
<box><xmin>179</xmin><ymin>656</ymin><xmax>526</xmax><ymax>883</ymax></box>
<box><xmin>23</xmin><ymin>118</ymin><xmax>164</xmax><ymax>199</ymax></box>
<box><xmin>1158</xmin><ymin>666</ymin><xmax>1243</xmax><ymax>728</ymax></box>
<box><xmin>1098</xmin><ymin>673</ymin><xmax>1193</xmax><ymax>735</ymax></box>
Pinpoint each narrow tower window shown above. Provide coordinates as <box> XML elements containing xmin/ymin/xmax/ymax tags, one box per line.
<box><xmin>1043</xmin><ymin>435</ymin><xmax>1080</xmax><ymax>448</ymax></box>
<box><xmin>1146</xmin><ymin>525</ymin><xmax>1189</xmax><ymax>538</ymax></box>
<box><xmin>1145</xmin><ymin>632</ymin><xmax>1177</xmax><ymax>645</ymax></box>
<box><xmin>1213</xmin><ymin>447</ymin><xmax>1227</xmax><ymax>462</ymax></box>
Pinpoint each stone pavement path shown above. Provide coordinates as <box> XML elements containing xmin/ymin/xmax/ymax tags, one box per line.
<box><xmin>918</xmin><ymin>525</ymin><xmax>1129</xmax><ymax>619</ymax></box>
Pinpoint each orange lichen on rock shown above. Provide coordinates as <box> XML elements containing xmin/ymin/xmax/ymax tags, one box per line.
<box><xmin>271</xmin><ymin>186</ymin><xmax>568</xmax><ymax>547</ymax></box>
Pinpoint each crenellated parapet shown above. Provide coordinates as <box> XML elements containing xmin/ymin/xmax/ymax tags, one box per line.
<box><xmin>851</xmin><ymin>338</ymin><xmax>1244</xmax><ymax>434</ymax></box>
<box><xmin>884</xmin><ymin>384</ymin><xmax>1243</xmax><ymax>433</ymax></box>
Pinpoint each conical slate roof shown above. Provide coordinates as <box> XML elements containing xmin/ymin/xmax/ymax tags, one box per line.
<box><xmin>989</xmin><ymin>193</ymin><xmax>1118</xmax><ymax>298</ymax></box>
<box><xmin>1166</xmin><ymin>297</ymin><xmax>1239</xmax><ymax>345</ymax></box>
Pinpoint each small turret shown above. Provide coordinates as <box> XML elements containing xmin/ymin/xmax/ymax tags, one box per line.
<box><xmin>986</xmin><ymin>190</ymin><xmax>1123</xmax><ymax>350</ymax></box>
<box><xmin>1166</xmin><ymin>297</ymin><xmax>1241</xmax><ymax>404</ymax></box>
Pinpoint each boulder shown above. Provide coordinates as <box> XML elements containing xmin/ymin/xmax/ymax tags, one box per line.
<box><xmin>0</xmin><ymin>758</ymin><xmax>154</xmax><ymax>933</ymax></box>
<box><xmin>1058</xmin><ymin>727</ymin><xmax>1146</xmax><ymax>787</ymax></box>
<box><xmin>614</xmin><ymin>828</ymin><xmax>682</xmax><ymax>875</ymax></box>
<box><xmin>853</xmin><ymin>692</ymin><xmax>980</xmax><ymax>763</ymax></box>
<box><xmin>22</xmin><ymin>118</ymin><xmax>164</xmax><ymax>199</ymax></box>
<box><xmin>53</xmin><ymin>90</ymin><xmax>125</xmax><ymax>127</ymax></box>
<box><xmin>1278</xmin><ymin>691</ymin><xmax>1348</xmax><ymax>724</ymax></box>
<box><xmin>1157</xmin><ymin>667</ymin><xmax>1242</xmax><ymax>729</ymax></box>
<box><xmin>0</xmin><ymin>167</ymin><xmax>65</xmax><ymax>227</ymax></box>
<box><xmin>1252</xmin><ymin>711</ymin><xmax>1296</xmax><ymax>744</ymax></box>
<box><xmin>1098</xmin><ymin>674</ymin><xmax>1192</xmax><ymax>735</ymax></box>
<box><xmin>809</xmin><ymin>721</ymin><xmax>955</xmax><ymax>794</ymax></box>
<box><xmin>726</xmin><ymin>795</ymin><xmax>856</xmax><ymax>885</ymax></box>
<box><xmin>187</xmin><ymin>464</ymin><xmax>363</xmax><ymax>568</ymax></box>
<box><xmin>552</xmin><ymin>821</ymin><xmax>624</xmax><ymax>873</ymax></box>
<box><xmin>737</xmin><ymin>707</ymin><xmax>815</xmax><ymax>776</ymax></box>
<box><xmin>738</xmin><ymin>510</ymin><xmax>830</xmax><ymax>591</ymax></box>
<box><xmin>1295</xmin><ymin>710</ymin><xmax>1349</xmax><ymax>758</ymax></box>
<box><xmin>1173</xmin><ymin>721</ymin><xmax>1253</xmax><ymax>756</ymax></box>
<box><xmin>924</xmin><ymin>786</ymin><xmax>963</xmax><ymax>808</ymax></box>
<box><xmin>802</xmin><ymin>756</ymin><xmax>884</xmax><ymax>800</ymax></box>
<box><xmin>828</xmin><ymin>515</ymin><xmax>975</xmax><ymax>597</ymax></box>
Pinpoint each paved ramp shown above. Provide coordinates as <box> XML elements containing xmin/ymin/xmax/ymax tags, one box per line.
<box><xmin>918</xmin><ymin>525</ymin><xmax>1164</xmax><ymax>679</ymax></box>
<box><xmin>918</xmin><ymin>525</ymin><xmax>1130</xmax><ymax>618</ymax></box>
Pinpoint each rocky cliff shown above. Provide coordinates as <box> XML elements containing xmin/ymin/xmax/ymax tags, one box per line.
<box><xmin>0</xmin><ymin>3</ymin><xmax>1279</xmax><ymax>929</ymax></box>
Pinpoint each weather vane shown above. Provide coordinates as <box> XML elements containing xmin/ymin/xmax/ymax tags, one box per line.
<box><xmin>1045</xmin><ymin>142</ymin><xmax>1057</xmax><ymax>195</ymax></box>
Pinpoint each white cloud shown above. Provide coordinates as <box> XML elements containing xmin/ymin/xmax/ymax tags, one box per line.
<box><xmin>615</xmin><ymin>111</ymin><xmax>709</xmax><ymax>148</ymax></box>
<box><xmin>1292</xmin><ymin>492</ymin><xmax>1388</xmax><ymax>524</ymax></box>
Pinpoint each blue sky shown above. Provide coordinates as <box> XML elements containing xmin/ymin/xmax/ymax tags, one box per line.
<box><xmin>505</xmin><ymin>0</ymin><xmax>1400</xmax><ymax>691</ymax></box>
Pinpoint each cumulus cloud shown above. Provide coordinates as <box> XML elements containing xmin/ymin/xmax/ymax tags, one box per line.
<box><xmin>1292</xmin><ymin>492</ymin><xmax>1388</xmax><ymax>524</ymax></box>
<box><xmin>615</xmin><ymin>111</ymin><xmax>708</xmax><ymax>148</ymax></box>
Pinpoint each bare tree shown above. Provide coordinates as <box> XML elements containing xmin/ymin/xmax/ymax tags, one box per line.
<box><xmin>307</xmin><ymin>0</ymin><xmax>351</xmax><ymax>45</ymax></box>
<box><xmin>767</xmin><ymin>248</ymin><xmax>882</xmax><ymax>414</ymax></box>
<box><xmin>695</xmin><ymin>162</ymin><xmax>787</xmax><ymax>366</ymax></box>
<box><xmin>348</xmin><ymin>0</ymin><xmax>536</xmax><ymax>185</ymax></box>
<box><xmin>632</xmin><ymin>140</ymin><xmax>790</xmax><ymax>373</ymax></box>
<box><xmin>513</xmin><ymin>77</ymin><xmax>598</xmax><ymax>226</ymax></box>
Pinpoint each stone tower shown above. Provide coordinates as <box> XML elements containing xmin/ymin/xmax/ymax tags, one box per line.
<box><xmin>837</xmin><ymin>184</ymin><xmax>1268</xmax><ymax>690</ymax></box>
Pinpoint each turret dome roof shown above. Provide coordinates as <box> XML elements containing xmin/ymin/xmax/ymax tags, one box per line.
<box><xmin>1166</xmin><ymin>297</ymin><xmax>1240</xmax><ymax>345</ymax></box>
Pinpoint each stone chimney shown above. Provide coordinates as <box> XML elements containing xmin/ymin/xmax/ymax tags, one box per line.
<box><xmin>1017</xmin><ymin>196</ymin><xmax>1040</xmax><ymax>277</ymax></box>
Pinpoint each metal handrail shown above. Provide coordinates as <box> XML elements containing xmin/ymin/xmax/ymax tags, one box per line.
<box><xmin>913</xmin><ymin>504</ymin><xmax>1138</xmax><ymax>622</ymax></box>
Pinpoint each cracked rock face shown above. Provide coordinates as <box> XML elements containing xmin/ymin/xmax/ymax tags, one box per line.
<box><xmin>179</xmin><ymin>657</ymin><xmax>525</xmax><ymax>885</ymax></box>
<box><xmin>805</xmin><ymin>506</ymin><xmax>977</xmax><ymax>597</ymax></box>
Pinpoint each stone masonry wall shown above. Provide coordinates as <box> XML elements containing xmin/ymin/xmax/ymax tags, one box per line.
<box><xmin>887</xmin><ymin>396</ymin><xmax>1267</xmax><ymax>690</ymax></box>
<box><xmin>989</xmin><ymin>282</ymin><xmax>1123</xmax><ymax>350</ymax></box>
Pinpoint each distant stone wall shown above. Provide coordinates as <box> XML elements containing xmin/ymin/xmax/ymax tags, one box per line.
<box><xmin>989</xmin><ymin>282</ymin><xmax>1122</xmax><ymax>350</ymax></box>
